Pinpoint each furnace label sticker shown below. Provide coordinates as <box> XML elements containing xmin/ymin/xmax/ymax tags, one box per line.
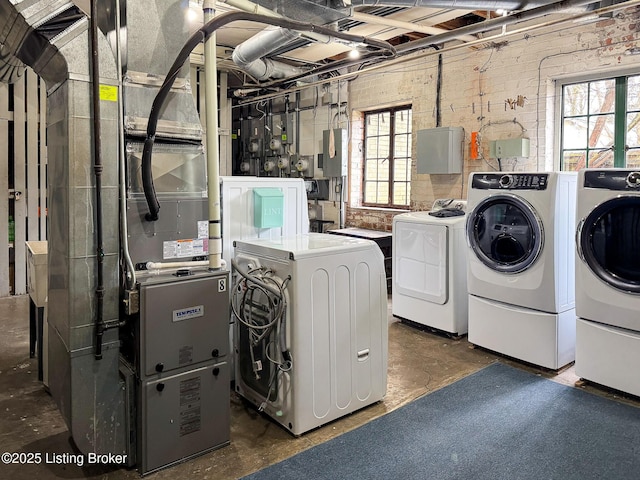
<box><xmin>173</xmin><ymin>305</ymin><xmax>204</xmax><ymax>322</ymax></box>
<box><xmin>179</xmin><ymin>377</ymin><xmax>202</xmax><ymax>437</ymax></box>
<box><xmin>163</xmin><ymin>238</ymin><xmax>208</xmax><ymax>259</ymax></box>
<box><xmin>99</xmin><ymin>84</ymin><xmax>118</xmax><ymax>102</ymax></box>
<box><xmin>197</xmin><ymin>220</ymin><xmax>208</xmax><ymax>239</ymax></box>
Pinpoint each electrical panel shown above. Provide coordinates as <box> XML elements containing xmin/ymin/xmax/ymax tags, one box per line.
<box><xmin>489</xmin><ymin>138</ymin><xmax>531</xmax><ymax>158</ymax></box>
<box><xmin>416</xmin><ymin>126</ymin><xmax>464</xmax><ymax>174</ymax></box>
<box><xmin>322</xmin><ymin>129</ymin><xmax>348</xmax><ymax>177</ymax></box>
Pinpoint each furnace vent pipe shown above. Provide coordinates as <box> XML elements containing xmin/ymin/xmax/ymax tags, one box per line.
<box><xmin>204</xmin><ymin>1</ymin><xmax>223</xmax><ymax>270</ymax></box>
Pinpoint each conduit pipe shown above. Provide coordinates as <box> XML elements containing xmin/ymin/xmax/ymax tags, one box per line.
<box><xmin>90</xmin><ymin>0</ymin><xmax>106</xmax><ymax>360</ymax></box>
<box><xmin>204</xmin><ymin>1</ymin><xmax>223</xmax><ymax>270</ymax></box>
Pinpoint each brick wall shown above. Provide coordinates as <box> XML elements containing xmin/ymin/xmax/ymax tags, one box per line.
<box><xmin>343</xmin><ymin>6</ymin><xmax>640</xmax><ymax>229</ymax></box>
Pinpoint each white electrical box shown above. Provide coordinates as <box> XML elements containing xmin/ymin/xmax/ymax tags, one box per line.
<box><xmin>416</xmin><ymin>126</ymin><xmax>464</xmax><ymax>174</ymax></box>
<box><xmin>489</xmin><ymin>138</ymin><xmax>530</xmax><ymax>158</ymax></box>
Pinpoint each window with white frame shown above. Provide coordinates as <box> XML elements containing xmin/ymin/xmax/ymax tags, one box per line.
<box><xmin>363</xmin><ymin>106</ymin><xmax>412</xmax><ymax>207</ymax></box>
<box><xmin>560</xmin><ymin>74</ymin><xmax>640</xmax><ymax>170</ymax></box>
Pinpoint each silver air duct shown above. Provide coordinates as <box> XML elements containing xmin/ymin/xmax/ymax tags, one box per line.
<box><xmin>0</xmin><ymin>0</ymin><xmax>124</xmax><ymax>455</ymax></box>
<box><xmin>232</xmin><ymin>26</ymin><xmax>305</xmax><ymax>80</ymax></box>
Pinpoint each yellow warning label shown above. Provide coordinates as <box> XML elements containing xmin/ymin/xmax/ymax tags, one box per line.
<box><xmin>99</xmin><ymin>85</ymin><xmax>118</xmax><ymax>102</ymax></box>
<box><xmin>281</xmin><ymin>134</ymin><xmax>288</xmax><ymax>141</ymax></box>
<box><xmin>231</xmin><ymin>133</ymin><xmax>237</xmax><ymax>139</ymax></box>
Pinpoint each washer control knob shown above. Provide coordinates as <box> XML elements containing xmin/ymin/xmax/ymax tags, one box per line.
<box><xmin>626</xmin><ymin>171</ymin><xmax>640</xmax><ymax>188</ymax></box>
<box><xmin>499</xmin><ymin>174</ymin><xmax>514</xmax><ymax>188</ymax></box>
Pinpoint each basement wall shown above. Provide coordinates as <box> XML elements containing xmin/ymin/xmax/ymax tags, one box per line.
<box><xmin>346</xmin><ymin>5</ymin><xmax>640</xmax><ymax>229</ymax></box>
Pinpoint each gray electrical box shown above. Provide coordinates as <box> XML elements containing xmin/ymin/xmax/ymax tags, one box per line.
<box><xmin>416</xmin><ymin>126</ymin><xmax>464</xmax><ymax>174</ymax></box>
<box><xmin>489</xmin><ymin>138</ymin><xmax>530</xmax><ymax>158</ymax></box>
<box><xmin>322</xmin><ymin>128</ymin><xmax>348</xmax><ymax>177</ymax></box>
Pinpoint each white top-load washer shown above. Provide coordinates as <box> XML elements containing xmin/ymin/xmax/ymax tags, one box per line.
<box><xmin>466</xmin><ymin>172</ymin><xmax>577</xmax><ymax>313</ymax></box>
<box><xmin>575</xmin><ymin>169</ymin><xmax>640</xmax><ymax>329</ymax></box>
<box><xmin>465</xmin><ymin>172</ymin><xmax>577</xmax><ymax>369</ymax></box>
<box><xmin>392</xmin><ymin>199</ymin><xmax>468</xmax><ymax>336</ymax></box>
<box><xmin>574</xmin><ymin>169</ymin><xmax>640</xmax><ymax>396</ymax></box>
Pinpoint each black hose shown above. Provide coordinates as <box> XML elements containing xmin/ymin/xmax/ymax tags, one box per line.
<box><xmin>90</xmin><ymin>0</ymin><xmax>105</xmax><ymax>360</ymax></box>
<box><xmin>142</xmin><ymin>11</ymin><xmax>396</xmax><ymax>221</ymax></box>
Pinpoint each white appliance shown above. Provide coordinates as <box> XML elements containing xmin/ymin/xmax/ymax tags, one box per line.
<box><xmin>392</xmin><ymin>199</ymin><xmax>468</xmax><ymax>336</ymax></box>
<box><xmin>574</xmin><ymin>169</ymin><xmax>640</xmax><ymax>396</ymax></box>
<box><xmin>466</xmin><ymin>172</ymin><xmax>577</xmax><ymax>369</ymax></box>
<box><xmin>232</xmin><ymin>233</ymin><xmax>388</xmax><ymax>436</ymax></box>
<box><xmin>220</xmin><ymin>176</ymin><xmax>309</xmax><ymax>264</ymax></box>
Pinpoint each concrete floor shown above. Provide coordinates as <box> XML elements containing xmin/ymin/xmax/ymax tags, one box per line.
<box><xmin>1</xmin><ymin>294</ymin><xmax>639</xmax><ymax>479</ymax></box>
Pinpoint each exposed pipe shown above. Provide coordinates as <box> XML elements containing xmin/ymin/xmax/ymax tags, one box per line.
<box><xmin>90</xmin><ymin>0</ymin><xmax>106</xmax><ymax>360</ymax></box>
<box><xmin>204</xmin><ymin>1</ymin><xmax>223</xmax><ymax>270</ymax></box>
<box><xmin>232</xmin><ymin>27</ymin><xmax>306</xmax><ymax>81</ymax></box>
<box><xmin>395</xmin><ymin>0</ymin><xmax>602</xmax><ymax>53</ymax></box>
<box><xmin>115</xmin><ymin>0</ymin><xmax>136</xmax><ymax>289</ymax></box>
<box><xmin>351</xmin><ymin>11</ymin><xmax>477</xmax><ymax>42</ymax></box>
<box><xmin>141</xmin><ymin>11</ymin><xmax>395</xmax><ymax>221</ymax></box>
<box><xmin>237</xmin><ymin>0</ymin><xmax>611</xmax><ymax>104</ymax></box>
<box><xmin>345</xmin><ymin>1</ymin><xmax>564</xmax><ymax>9</ymax></box>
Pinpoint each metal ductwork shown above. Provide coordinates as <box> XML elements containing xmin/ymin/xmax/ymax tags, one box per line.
<box><xmin>232</xmin><ymin>26</ymin><xmax>307</xmax><ymax>80</ymax></box>
<box><xmin>0</xmin><ymin>0</ymin><xmax>123</xmax><ymax>456</ymax></box>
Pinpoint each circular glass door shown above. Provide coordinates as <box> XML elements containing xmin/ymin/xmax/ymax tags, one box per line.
<box><xmin>580</xmin><ymin>196</ymin><xmax>640</xmax><ymax>293</ymax></box>
<box><xmin>467</xmin><ymin>194</ymin><xmax>544</xmax><ymax>273</ymax></box>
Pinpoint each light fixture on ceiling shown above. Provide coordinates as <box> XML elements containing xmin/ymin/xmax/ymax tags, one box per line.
<box><xmin>348</xmin><ymin>48</ymin><xmax>360</xmax><ymax>59</ymax></box>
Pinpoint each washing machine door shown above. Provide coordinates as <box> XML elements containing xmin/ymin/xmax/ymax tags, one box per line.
<box><xmin>578</xmin><ymin>196</ymin><xmax>640</xmax><ymax>293</ymax></box>
<box><xmin>467</xmin><ymin>194</ymin><xmax>544</xmax><ymax>274</ymax></box>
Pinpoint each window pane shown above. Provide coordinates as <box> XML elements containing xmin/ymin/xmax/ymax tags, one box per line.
<box><xmin>365</xmin><ymin>159</ymin><xmax>378</xmax><ymax>180</ymax></box>
<box><xmin>563</xmin><ymin>83</ymin><xmax>588</xmax><ymax>116</ymax></box>
<box><xmin>563</xmin><ymin>117</ymin><xmax>587</xmax><ymax>149</ymax></box>
<box><xmin>394</xmin><ymin>109</ymin><xmax>411</xmax><ymax>134</ymax></box>
<box><xmin>394</xmin><ymin>182</ymin><xmax>408</xmax><ymax>205</ymax></box>
<box><xmin>378</xmin><ymin>136</ymin><xmax>390</xmax><ymax>159</ymax></box>
<box><xmin>562</xmin><ymin>151</ymin><xmax>585</xmax><ymax>171</ymax></box>
<box><xmin>394</xmin><ymin>158</ymin><xmax>409</xmax><ymax>181</ymax></box>
<box><xmin>378</xmin><ymin>113</ymin><xmax>390</xmax><ymax>136</ymax></box>
<box><xmin>588</xmin><ymin>149</ymin><xmax>614</xmax><ymax>168</ymax></box>
<box><xmin>364</xmin><ymin>182</ymin><xmax>377</xmax><ymax>203</ymax></box>
<box><xmin>589</xmin><ymin>79</ymin><xmax>615</xmax><ymax>114</ymax></box>
<box><xmin>627</xmin><ymin>112</ymin><xmax>640</xmax><ymax>148</ymax></box>
<box><xmin>378</xmin><ymin>158</ymin><xmax>389</xmax><ymax>179</ymax></box>
<box><xmin>394</xmin><ymin>134</ymin><xmax>409</xmax><ymax>158</ymax></box>
<box><xmin>366</xmin><ymin>138</ymin><xmax>378</xmax><ymax>158</ymax></box>
<box><xmin>377</xmin><ymin>182</ymin><xmax>389</xmax><ymax>203</ymax></box>
<box><xmin>628</xmin><ymin>76</ymin><xmax>640</xmax><ymax>111</ymax></box>
<box><xmin>626</xmin><ymin>148</ymin><xmax>640</xmax><ymax>168</ymax></box>
<box><xmin>367</xmin><ymin>113</ymin><xmax>379</xmax><ymax>132</ymax></box>
<box><xmin>588</xmin><ymin>114</ymin><xmax>615</xmax><ymax>148</ymax></box>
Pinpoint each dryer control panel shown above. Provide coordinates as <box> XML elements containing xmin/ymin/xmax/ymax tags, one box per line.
<box><xmin>471</xmin><ymin>173</ymin><xmax>548</xmax><ymax>190</ymax></box>
<box><xmin>584</xmin><ymin>170</ymin><xmax>640</xmax><ymax>190</ymax></box>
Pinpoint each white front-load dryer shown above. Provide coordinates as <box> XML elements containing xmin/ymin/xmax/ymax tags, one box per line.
<box><xmin>466</xmin><ymin>172</ymin><xmax>577</xmax><ymax>369</ymax></box>
<box><xmin>574</xmin><ymin>169</ymin><xmax>640</xmax><ymax>396</ymax></box>
<box><xmin>392</xmin><ymin>199</ymin><xmax>468</xmax><ymax>336</ymax></box>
